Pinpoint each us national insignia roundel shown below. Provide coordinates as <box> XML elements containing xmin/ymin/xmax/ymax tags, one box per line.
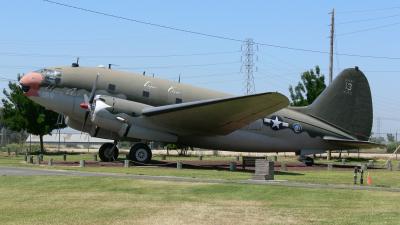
<box><xmin>263</xmin><ymin>115</ymin><xmax>289</xmax><ymax>131</ymax></box>
<box><xmin>292</xmin><ymin>123</ymin><xmax>303</xmax><ymax>133</ymax></box>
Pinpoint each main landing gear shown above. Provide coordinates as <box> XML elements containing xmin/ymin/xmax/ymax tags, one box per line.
<box><xmin>295</xmin><ymin>151</ymin><xmax>315</xmax><ymax>166</ymax></box>
<box><xmin>98</xmin><ymin>142</ymin><xmax>152</xmax><ymax>164</ymax></box>
<box><xmin>299</xmin><ymin>155</ymin><xmax>314</xmax><ymax>166</ymax></box>
<box><xmin>128</xmin><ymin>143</ymin><xmax>152</xmax><ymax>164</ymax></box>
<box><xmin>98</xmin><ymin>142</ymin><xmax>119</xmax><ymax>162</ymax></box>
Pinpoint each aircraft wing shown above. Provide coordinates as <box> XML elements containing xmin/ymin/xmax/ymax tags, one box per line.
<box><xmin>142</xmin><ymin>92</ymin><xmax>289</xmax><ymax>135</ymax></box>
<box><xmin>323</xmin><ymin>136</ymin><xmax>385</xmax><ymax>149</ymax></box>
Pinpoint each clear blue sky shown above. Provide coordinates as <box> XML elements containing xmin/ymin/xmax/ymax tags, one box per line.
<box><xmin>1</xmin><ymin>0</ymin><xmax>400</xmax><ymax>136</ymax></box>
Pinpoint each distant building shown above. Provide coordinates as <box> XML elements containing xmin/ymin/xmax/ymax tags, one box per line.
<box><xmin>26</xmin><ymin>133</ymin><xmax>111</xmax><ymax>149</ymax></box>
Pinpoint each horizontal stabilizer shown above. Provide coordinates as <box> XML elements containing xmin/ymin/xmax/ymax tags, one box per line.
<box><xmin>142</xmin><ymin>92</ymin><xmax>289</xmax><ymax>135</ymax></box>
<box><xmin>323</xmin><ymin>136</ymin><xmax>385</xmax><ymax>149</ymax></box>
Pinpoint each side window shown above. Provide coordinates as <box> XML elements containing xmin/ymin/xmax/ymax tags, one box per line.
<box><xmin>175</xmin><ymin>98</ymin><xmax>182</xmax><ymax>104</ymax></box>
<box><xmin>108</xmin><ymin>84</ymin><xmax>116</xmax><ymax>92</ymax></box>
<box><xmin>142</xmin><ymin>90</ymin><xmax>150</xmax><ymax>98</ymax></box>
<box><xmin>168</xmin><ymin>86</ymin><xmax>183</xmax><ymax>104</ymax></box>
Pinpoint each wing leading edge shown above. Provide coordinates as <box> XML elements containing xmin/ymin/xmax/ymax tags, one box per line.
<box><xmin>142</xmin><ymin>92</ymin><xmax>289</xmax><ymax>135</ymax></box>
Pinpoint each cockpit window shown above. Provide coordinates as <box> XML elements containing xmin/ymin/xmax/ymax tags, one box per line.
<box><xmin>36</xmin><ymin>69</ymin><xmax>62</xmax><ymax>85</ymax></box>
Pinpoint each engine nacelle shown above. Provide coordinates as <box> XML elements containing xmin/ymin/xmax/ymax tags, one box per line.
<box><xmin>90</xmin><ymin>99</ymin><xmax>177</xmax><ymax>143</ymax></box>
<box><xmin>124</xmin><ymin>123</ymin><xmax>177</xmax><ymax>143</ymax></box>
<box><xmin>97</xmin><ymin>95</ymin><xmax>151</xmax><ymax>116</ymax></box>
<box><xmin>65</xmin><ymin>116</ymin><xmax>119</xmax><ymax>140</ymax></box>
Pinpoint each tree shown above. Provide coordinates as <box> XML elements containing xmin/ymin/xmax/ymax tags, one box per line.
<box><xmin>387</xmin><ymin>133</ymin><xmax>395</xmax><ymax>143</ymax></box>
<box><xmin>370</xmin><ymin>136</ymin><xmax>385</xmax><ymax>144</ymax></box>
<box><xmin>289</xmin><ymin>66</ymin><xmax>326</xmax><ymax>106</ymax></box>
<box><xmin>1</xmin><ymin>81</ymin><xmax>65</xmax><ymax>153</ymax></box>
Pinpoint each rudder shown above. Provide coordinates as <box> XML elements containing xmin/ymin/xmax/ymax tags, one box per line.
<box><xmin>305</xmin><ymin>67</ymin><xmax>373</xmax><ymax>140</ymax></box>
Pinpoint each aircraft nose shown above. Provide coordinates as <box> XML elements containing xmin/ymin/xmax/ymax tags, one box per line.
<box><xmin>19</xmin><ymin>72</ymin><xmax>43</xmax><ymax>96</ymax></box>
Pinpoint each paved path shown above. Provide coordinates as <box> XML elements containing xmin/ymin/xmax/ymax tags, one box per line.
<box><xmin>1</xmin><ymin>166</ymin><xmax>399</xmax><ymax>192</ymax></box>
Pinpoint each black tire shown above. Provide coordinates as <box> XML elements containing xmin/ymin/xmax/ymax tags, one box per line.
<box><xmin>304</xmin><ymin>157</ymin><xmax>314</xmax><ymax>166</ymax></box>
<box><xmin>99</xmin><ymin>143</ymin><xmax>119</xmax><ymax>162</ymax></box>
<box><xmin>128</xmin><ymin>143</ymin><xmax>152</xmax><ymax>163</ymax></box>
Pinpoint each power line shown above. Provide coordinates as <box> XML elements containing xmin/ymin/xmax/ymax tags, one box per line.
<box><xmin>43</xmin><ymin>0</ymin><xmax>244</xmax><ymax>43</ymax></box>
<box><xmin>196</xmin><ymin>73</ymin><xmax>273</xmax><ymax>86</ymax></box>
<box><xmin>376</xmin><ymin>117</ymin><xmax>400</xmax><ymax>122</ymax></box>
<box><xmin>191</xmin><ymin>68</ymin><xmax>292</xmax><ymax>91</ymax></box>
<box><xmin>0</xmin><ymin>50</ymin><xmax>240</xmax><ymax>58</ymax></box>
<box><xmin>336</xmin><ymin>13</ymin><xmax>400</xmax><ymax>25</ymax></box>
<box><xmin>0</xmin><ymin>65</ymin><xmax>42</xmax><ymax>70</ymax></box>
<box><xmin>161</xmin><ymin>71</ymin><xmax>240</xmax><ymax>80</ymax></box>
<box><xmin>0</xmin><ymin>75</ymin><xmax>17</xmax><ymax>82</ymax></box>
<box><xmin>119</xmin><ymin>61</ymin><xmax>240</xmax><ymax>70</ymax></box>
<box><xmin>374</xmin><ymin>102</ymin><xmax>400</xmax><ymax>114</ymax></box>
<box><xmin>329</xmin><ymin>53</ymin><xmax>400</xmax><ymax>60</ymax></box>
<box><xmin>260</xmin><ymin>51</ymin><xmax>304</xmax><ymax>71</ymax></box>
<box><xmin>364</xmin><ymin>70</ymin><xmax>400</xmax><ymax>73</ymax></box>
<box><xmin>336</xmin><ymin>22</ymin><xmax>400</xmax><ymax>36</ymax></box>
<box><xmin>43</xmin><ymin>0</ymin><xmax>400</xmax><ymax>61</ymax></box>
<box><xmin>257</xmin><ymin>68</ymin><xmax>295</xmax><ymax>87</ymax></box>
<box><xmin>172</xmin><ymin>72</ymin><xmax>241</xmax><ymax>79</ymax></box>
<box><xmin>334</xmin><ymin>32</ymin><xmax>341</xmax><ymax>74</ymax></box>
<box><xmin>337</xmin><ymin>6</ymin><xmax>400</xmax><ymax>14</ymax></box>
<box><xmin>0</xmin><ymin>61</ymin><xmax>240</xmax><ymax>71</ymax></box>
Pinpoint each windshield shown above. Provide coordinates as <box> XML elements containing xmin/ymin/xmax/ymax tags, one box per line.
<box><xmin>35</xmin><ymin>68</ymin><xmax>62</xmax><ymax>85</ymax></box>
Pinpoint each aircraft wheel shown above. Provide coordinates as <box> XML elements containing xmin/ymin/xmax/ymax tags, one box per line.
<box><xmin>304</xmin><ymin>157</ymin><xmax>314</xmax><ymax>166</ymax></box>
<box><xmin>298</xmin><ymin>156</ymin><xmax>314</xmax><ymax>166</ymax></box>
<box><xmin>129</xmin><ymin>143</ymin><xmax>152</xmax><ymax>164</ymax></box>
<box><xmin>99</xmin><ymin>143</ymin><xmax>119</xmax><ymax>162</ymax></box>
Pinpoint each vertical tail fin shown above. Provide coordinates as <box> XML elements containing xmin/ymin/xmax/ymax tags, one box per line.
<box><xmin>305</xmin><ymin>67</ymin><xmax>373</xmax><ymax>140</ymax></box>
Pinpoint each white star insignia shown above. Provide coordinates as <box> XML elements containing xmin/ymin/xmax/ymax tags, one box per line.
<box><xmin>263</xmin><ymin>116</ymin><xmax>289</xmax><ymax>130</ymax></box>
<box><xmin>271</xmin><ymin>117</ymin><xmax>282</xmax><ymax>129</ymax></box>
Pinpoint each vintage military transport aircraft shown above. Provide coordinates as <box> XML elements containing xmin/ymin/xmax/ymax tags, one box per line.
<box><xmin>19</xmin><ymin>62</ymin><xmax>379</xmax><ymax>165</ymax></box>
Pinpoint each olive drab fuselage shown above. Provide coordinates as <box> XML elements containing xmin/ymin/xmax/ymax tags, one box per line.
<box><xmin>19</xmin><ymin>65</ymin><xmax>374</xmax><ymax>154</ymax></box>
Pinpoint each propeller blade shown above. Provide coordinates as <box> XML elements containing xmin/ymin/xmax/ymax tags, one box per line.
<box><xmin>82</xmin><ymin>112</ymin><xmax>89</xmax><ymax>130</ymax></box>
<box><xmin>88</xmin><ymin>73</ymin><xmax>99</xmax><ymax>104</ymax></box>
<box><xmin>81</xmin><ymin>74</ymin><xmax>99</xmax><ymax>134</ymax></box>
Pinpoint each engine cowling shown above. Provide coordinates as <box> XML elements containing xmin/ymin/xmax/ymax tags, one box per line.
<box><xmin>65</xmin><ymin>116</ymin><xmax>119</xmax><ymax>140</ymax></box>
<box><xmin>90</xmin><ymin>97</ymin><xmax>177</xmax><ymax>143</ymax></box>
<box><xmin>96</xmin><ymin>95</ymin><xmax>149</xmax><ymax>116</ymax></box>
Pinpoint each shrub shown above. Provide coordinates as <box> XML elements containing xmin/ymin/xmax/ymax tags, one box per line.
<box><xmin>386</xmin><ymin>142</ymin><xmax>399</xmax><ymax>153</ymax></box>
<box><xmin>0</xmin><ymin>143</ymin><xmax>41</xmax><ymax>154</ymax></box>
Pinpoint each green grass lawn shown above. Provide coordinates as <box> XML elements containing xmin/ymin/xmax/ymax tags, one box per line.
<box><xmin>53</xmin><ymin>165</ymin><xmax>400</xmax><ymax>188</ymax></box>
<box><xmin>0</xmin><ymin>175</ymin><xmax>399</xmax><ymax>225</ymax></box>
<box><xmin>1</xmin><ymin>154</ymin><xmax>400</xmax><ymax>187</ymax></box>
<box><xmin>315</xmin><ymin>157</ymin><xmax>400</xmax><ymax>168</ymax></box>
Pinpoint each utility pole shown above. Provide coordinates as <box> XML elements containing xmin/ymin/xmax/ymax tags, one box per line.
<box><xmin>329</xmin><ymin>8</ymin><xmax>335</xmax><ymax>84</ymax></box>
<box><xmin>241</xmin><ymin>38</ymin><xmax>258</xmax><ymax>95</ymax></box>
<box><xmin>327</xmin><ymin>9</ymin><xmax>334</xmax><ymax>161</ymax></box>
